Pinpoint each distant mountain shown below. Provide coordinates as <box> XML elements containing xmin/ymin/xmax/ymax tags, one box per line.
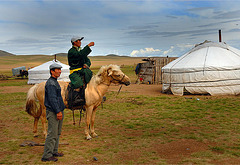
<box><xmin>54</xmin><ymin>53</ymin><xmax>129</xmax><ymax>57</ymax></box>
<box><xmin>106</xmin><ymin>54</ymin><xmax>129</xmax><ymax>57</ymax></box>
<box><xmin>106</xmin><ymin>54</ymin><xmax>118</xmax><ymax>57</ymax></box>
<box><xmin>0</xmin><ymin>50</ymin><xmax>15</xmax><ymax>56</ymax></box>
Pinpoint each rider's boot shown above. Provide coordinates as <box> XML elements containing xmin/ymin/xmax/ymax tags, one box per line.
<box><xmin>73</xmin><ymin>86</ymin><xmax>85</xmax><ymax>105</ymax></box>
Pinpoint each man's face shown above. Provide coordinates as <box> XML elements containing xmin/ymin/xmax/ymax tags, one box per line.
<box><xmin>74</xmin><ymin>40</ymin><xmax>81</xmax><ymax>47</ymax></box>
<box><xmin>51</xmin><ymin>68</ymin><xmax>61</xmax><ymax>78</ymax></box>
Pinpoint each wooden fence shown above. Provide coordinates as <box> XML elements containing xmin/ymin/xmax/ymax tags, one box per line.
<box><xmin>136</xmin><ymin>57</ymin><xmax>177</xmax><ymax>84</ymax></box>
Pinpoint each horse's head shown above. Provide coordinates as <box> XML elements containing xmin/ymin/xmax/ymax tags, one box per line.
<box><xmin>95</xmin><ymin>65</ymin><xmax>131</xmax><ymax>86</ymax></box>
<box><xmin>107</xmin><ymin>65</ymin><xmax>131</xmax><ymax>86</ymax></box>
<box><xmin>95</xmin><ymin>64</ymin><xmax>130</xmax><ymax>86</ymax></box>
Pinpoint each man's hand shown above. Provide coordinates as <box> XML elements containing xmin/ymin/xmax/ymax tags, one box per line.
<box><xmin>57</xmin><ymin>111</ymin><xmax>63</xmax><ymax>120</ymax></box>
<box><xmin>83</xmin><ymin>64</ymin><xmax>89</xmax><ymax>69</ymax></box>
<box><xmin>88</xmin><ymin>42</ymin><xmax>95</xmax><ymax>47</ymax></box>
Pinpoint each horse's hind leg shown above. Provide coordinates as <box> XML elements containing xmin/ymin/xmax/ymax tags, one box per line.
<box><xmin>90</xmin><ymin>108</ymin><xmax>98</xmax><ymax>138</ymax></box>
<box><xmin>40</xmin><ymin>115</ymin><xmax>47</xmax><ymax>138</ymax></box>
<box><xmin>33</xmin><ymin>117</ymin><xmax>40</xmax><ymax>137</ymax></box>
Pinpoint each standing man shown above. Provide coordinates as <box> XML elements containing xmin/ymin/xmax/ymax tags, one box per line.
<box><xmin>68</xmin><ymin>37</ymin><xmax>95</xmax><ymax>89</ymax></box>
<box><xmin>41</xmin><ymin>63</ymin><xmax>65</xmax><ymax>162</ymax></box>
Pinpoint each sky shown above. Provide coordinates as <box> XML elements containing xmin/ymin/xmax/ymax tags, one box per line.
<box><xmin>0</xmin><ymin>0</ymin><xmax>240</xmax><ymax>57</ymax></box>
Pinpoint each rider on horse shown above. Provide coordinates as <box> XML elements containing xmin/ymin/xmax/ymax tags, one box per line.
<box><xmin>67</xmin><ymin>36</ymin><xmax>95</xmax><ymax>106</ymax></box>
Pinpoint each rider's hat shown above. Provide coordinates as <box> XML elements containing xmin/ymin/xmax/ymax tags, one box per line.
<box><xmin>71</xmin><ymin>36</ymin><xmax>84</xmax><ymax>43</ymax></box>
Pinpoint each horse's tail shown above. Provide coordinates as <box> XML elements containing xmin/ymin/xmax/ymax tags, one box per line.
<box><xmin>26</xmin><ymin>84</ymin><xmax>42</xmax><ymax>118</ymax></box>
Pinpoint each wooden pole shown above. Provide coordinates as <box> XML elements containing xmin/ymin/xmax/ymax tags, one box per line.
<box><xmin>219</xmin><ymin>29</ymin><xmax>222</xmax><ymax>42</ymax></box>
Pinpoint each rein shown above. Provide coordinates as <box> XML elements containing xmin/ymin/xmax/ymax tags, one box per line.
<box><xmin>117</xmin><ymin>85</ymin><xmax>123</xmax><ymax>95</ymax></box>
<box><xmin>109</xmin><ymin>74</ymin><xmax>125</xmax><ymax>95</ymax></box>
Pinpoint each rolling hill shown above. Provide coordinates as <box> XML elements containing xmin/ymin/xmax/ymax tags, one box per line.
<box><xmin>0</xmin><ymin>50</ymin><xmax>15</xmax><ymax>56</ymax></box>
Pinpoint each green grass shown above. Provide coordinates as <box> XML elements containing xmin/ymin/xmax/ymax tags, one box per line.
<box><xmin>0</xmin><ymin>80</ymin><xmax>27</xmax><ymax>87</ymax></box>
<box><xmin>101</xmin><ymin>94</ymin><xmax>240</xmax><ymax>158</ymax></box>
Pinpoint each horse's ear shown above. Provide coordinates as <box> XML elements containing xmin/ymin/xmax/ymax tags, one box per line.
<box><xmin>107</xmin><ymin>67</ymin><xmax>113</xmax><ymax>76</ymax></box>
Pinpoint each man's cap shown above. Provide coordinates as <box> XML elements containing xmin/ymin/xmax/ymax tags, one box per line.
<box><xmin>49</xmin><ymin>63</ymin><xmax>62</xmax><ymax>70</ymax></box>
<box><xmin>71</xmin><ymin>36</ymin><xmax>84</xmax><ymax>43</ymax></box>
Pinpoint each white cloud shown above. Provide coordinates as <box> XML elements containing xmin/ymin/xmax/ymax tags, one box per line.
<box><xmin>0</xmin><ymin>1</ymin><xmax>240</xmax><ymax>56</ymax></box>
<box><xmin>176</xmin><ymin>43</ymin><xmax>194</xmax><ymax>51</ymax></box>
<box><xmin>129</xmin><ymin>44</ymin><xmax>196</xmax><ymax>57</ymax></box>
<box><xmin>163</xmin><ymin>46</ymin><xmax>174</xmax><ymax>55</ymax></box>
<box><xmin>130</xmin><ymin>47</ymin><xmax>162</xmax><ymax>57</ymax></box>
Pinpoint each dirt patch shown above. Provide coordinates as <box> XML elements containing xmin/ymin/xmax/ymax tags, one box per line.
<box><xmin>210</xmin><ymin>158</ymin><xmax>240</xmax><ymax>164</ymax></box>
<box><xmin>116</xmin><ymin>148</ymin><xmax>143</xmax><ymax>163</ymax></box>
<box><xmin>0</xmin><ymin>86</ymin><xmax>32</xmax><ymax>93</ymax></box>
<box><xmin>109</xmin><ymin>84</ymin><xmax>164</xmax><ymax>96</ymax></box>
<box><xmin>154</xmin><ymin>139</ymin><xmax>212</xmax><ymax>164</ymax></box>
<box><xmin>0</xmin><ymin>83</ymin><xmax>163</xmax><ymax>96</ymax></box>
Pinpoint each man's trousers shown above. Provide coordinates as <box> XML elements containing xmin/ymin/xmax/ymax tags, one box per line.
<box><xmin>42</xmin><ymin>110</ymin><xmax>64</xmax><ymax>159</ymax></box>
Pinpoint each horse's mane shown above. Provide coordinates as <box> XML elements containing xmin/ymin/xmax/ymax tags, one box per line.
<box><xmin>91</xmin><ymin>64</ymin><xmax>121</xmax><ymax>85</ymax></box>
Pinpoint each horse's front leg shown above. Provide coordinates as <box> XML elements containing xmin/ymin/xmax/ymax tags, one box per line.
<box><xmin>33</xmin><ymin>117</ymin><xmax>39</xmax><ymax>137</ymax></box>
<box><xmin>85</xmin><ymin>106</ymin><xmax>93</xmax><ymax>140</ymax></box>
<box><xmin>90</xmin><ymin>107</ymin><xmax>98</xmax><ymax>138</ymax></box>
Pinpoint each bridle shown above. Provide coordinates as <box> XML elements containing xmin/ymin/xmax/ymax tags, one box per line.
<box><xmin>109</xmin><ymin>74</ymin><xmax>126</xmax><ymax>84</ymax></box>
<box><xmin>109</xmin><ymin>73</ymin><xmax>127</xmax><ymax>95</ymax></box>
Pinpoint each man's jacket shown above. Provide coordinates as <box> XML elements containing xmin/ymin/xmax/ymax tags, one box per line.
<box><xmin>68</xmin><ymin>45</ymin><xmax>92</xmax><ymax>70</ymax></box>
<box><xmin>44</xmin><ymin>77</ymin><xmax>65</xmax><ymax>114</ymax></box>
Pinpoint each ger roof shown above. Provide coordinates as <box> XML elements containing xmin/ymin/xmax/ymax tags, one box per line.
<box><xmin>162</xmin><ymin>41</ymin><xmax>240</xmax><ymax>72</ymax></box>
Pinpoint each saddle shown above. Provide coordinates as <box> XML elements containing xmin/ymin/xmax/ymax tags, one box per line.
<box><xmin>67</xmin><ymin>84</ymin><xmax>86</xmax><ymax>110</ymax></box>
<box><xmin>67</xmin><ymin>68</ymin><xmax>93</xmax><ymax>110</ymax></box>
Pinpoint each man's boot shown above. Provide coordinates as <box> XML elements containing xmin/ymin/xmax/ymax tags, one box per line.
<box><xmin>78</xmin><ymin>86</ymin><xmax>86</xmax><ymax>104</ymax></box>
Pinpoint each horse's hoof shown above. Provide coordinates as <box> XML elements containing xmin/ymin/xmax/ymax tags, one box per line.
<box><xmin>33</xmin><ymin>133</ymin><xmax>39</xmax><ymax>137</ymax></box>
<box><xmin>86</xmin><ymin>135</ymin><xmax>92</xmax><ymax>140</ymax></box>
<box><xmin>92</xmin><ymin>133</ymin><xmax>98</xmax><ymax>138</ymax></box>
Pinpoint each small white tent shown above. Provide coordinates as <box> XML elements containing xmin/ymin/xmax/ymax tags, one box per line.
<box><xmin>162</xmin><ymin>41</ymin><xmax>240</xmax><ymax>96</ymax></box>
<box><xmin>28</xmin><ymin>60</ymin><xmax>70</xmax><ymax>84</ymax></box>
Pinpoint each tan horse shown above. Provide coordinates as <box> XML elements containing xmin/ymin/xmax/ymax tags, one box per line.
<box><xmin>26</xmin><ymin>64</ymin><xmax>130</xmax><ymax>140</ymax></box>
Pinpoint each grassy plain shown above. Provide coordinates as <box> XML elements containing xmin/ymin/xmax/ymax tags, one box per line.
<box><xmin>0</xmin><ymin>55</ymin><xmax>142</xmax><ymax>76</ymax></box>
<box><xmin>0</xmin><ymin>55</ymin><xmax>240</xmax><ymax>164</ymax></box>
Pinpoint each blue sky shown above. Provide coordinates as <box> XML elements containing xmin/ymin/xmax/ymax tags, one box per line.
<box><xmin>0</xmin><ymin>0</ymin><xmax>240</xmax><ymax>57</ymax></box>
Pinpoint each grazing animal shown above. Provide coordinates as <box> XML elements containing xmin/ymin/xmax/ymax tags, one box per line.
<box><xmin>26</xmin><ymin>64</ymin><xmax>131</xmax><ymax>140</ymax></box>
